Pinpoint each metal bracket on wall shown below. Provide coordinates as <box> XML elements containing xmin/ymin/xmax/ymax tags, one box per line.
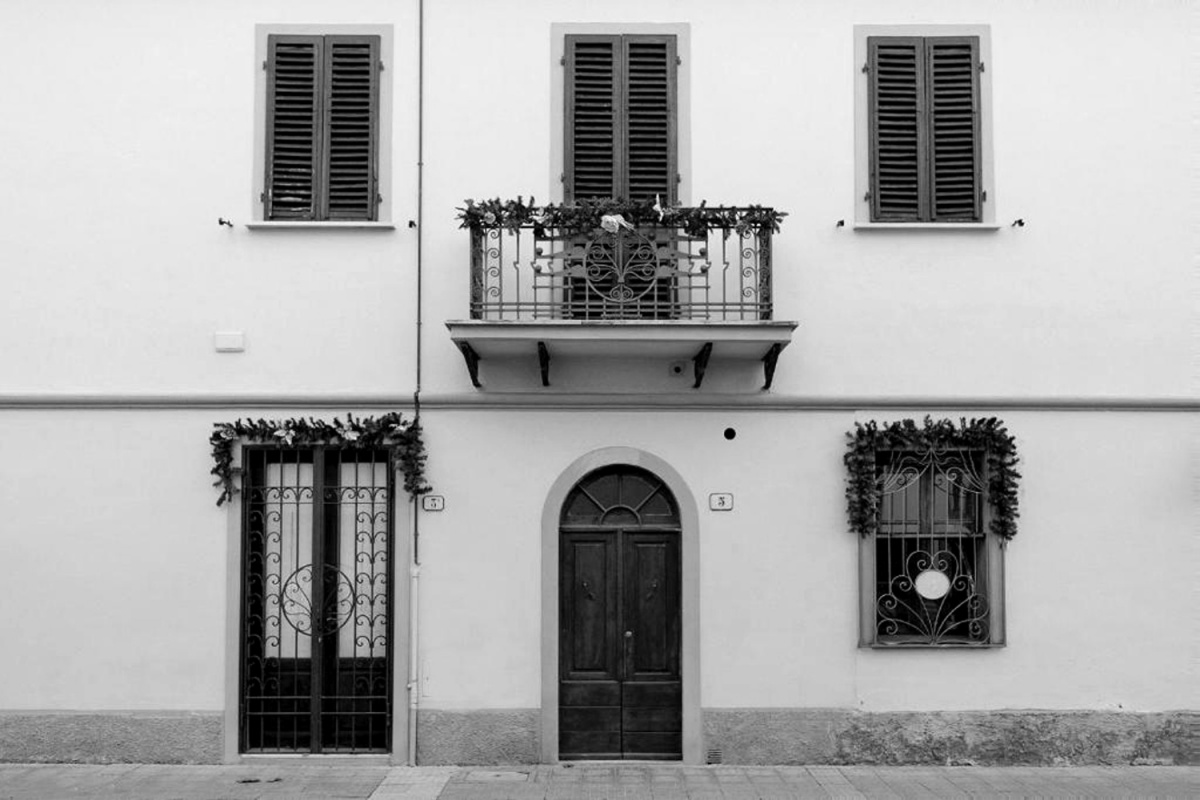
<box><xmin>762</xmin><ymin>343</ymin><xmax>784</xmax><ymax>390</ymax></box>
<box><xmin>537</xmin><ymin>341</ymin><xmax>551</xmax><ymax>387</ymax></box>
<box><xmin>693</xmin><ymin>342</ymin><xmax>713</xmax><ymax>389</ymax></box>
<box><xmin>457</xmin><ymin>342</ymin><xmax>481</xmax><ymax>388</ymax></box>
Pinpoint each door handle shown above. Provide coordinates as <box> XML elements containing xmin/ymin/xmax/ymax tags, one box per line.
<box><xmin>624</xmin><ymin>630</ymin><xmax>633</xmax><ymax>638</ymax></box>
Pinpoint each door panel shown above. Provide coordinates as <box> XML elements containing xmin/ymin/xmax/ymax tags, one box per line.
<box><xmin>625</xmin><ymin>535</ymin><xmax>679</xmax><ymax>678</ymax></box>
<box><xmin>562</xmin><ymin>536</ymin><xmax>619</xmax><ymax>680</ymax></box>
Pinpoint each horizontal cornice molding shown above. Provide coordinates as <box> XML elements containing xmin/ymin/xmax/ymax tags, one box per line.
<box><xmin>0</xmin><ymin>393</ymin><xmax>1194</xmax><ymax>412</ymax></box>
<box><xmin>0</xmin><ymin>394</ymin><xmax>418</xmax><ymax>410</ymax></box>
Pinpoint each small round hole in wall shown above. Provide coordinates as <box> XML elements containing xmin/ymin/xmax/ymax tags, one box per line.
<box><xmin>723</xmin><ymin>427</ymin><xmax>736</xmax><ymax>440</ymax></box>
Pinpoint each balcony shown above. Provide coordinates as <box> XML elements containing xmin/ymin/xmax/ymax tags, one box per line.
<box><xmin>446</xmin><ymin>200</ymin><xmax>797</xmax><ymax>390</ymax></box>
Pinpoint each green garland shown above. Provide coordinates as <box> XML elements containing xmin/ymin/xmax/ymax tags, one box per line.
<box><xmin>844</xmin><ymin>416</ymin><xmax>1020</xmax><ymax>540</ymax></box>
<box><xmin>456</xmin><ymin>196</ymin><xmax>787</xmax><ymax>239</ymax></box>
<box><xmin>210</xmin><ymin>412</ymin><xmax>428</xmax><ymax>506</ymax></box>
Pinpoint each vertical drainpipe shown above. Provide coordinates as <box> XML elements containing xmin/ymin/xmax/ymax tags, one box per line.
<box><xmin>407</xmin><ymin>0</ymin><xmax>426</xmax><ymax>769</ymax></box>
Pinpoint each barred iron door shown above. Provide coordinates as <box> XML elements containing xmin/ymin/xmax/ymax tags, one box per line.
<box><xmin>240</xmin><ymin>447</ymin><xmax>393</xmax><ymax>753</ymax></box>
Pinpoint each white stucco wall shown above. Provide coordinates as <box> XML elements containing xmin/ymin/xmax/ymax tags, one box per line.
<box><xmin>0</xmin><ymin>0</ymin><xmax>1192</xmax><ymax>399</ymax></box>
<box><xmin>415</xmin><ymin>408</ymin><xmax>1197</xmax><ymax>713</ymax></box>
<box><xmin>0</xmin><ymin>1</ymin><xmax>422</xmax><ymax>395</ymax></box>
<box><xmin>0</xmin><ymin>0</ymin><xmax>1193</xmax><ymax>723</ymax></box>
<box><xmin>0</xmin><ymin>411</ymin><xmax>227</xmax><ymax>709</ymax></box>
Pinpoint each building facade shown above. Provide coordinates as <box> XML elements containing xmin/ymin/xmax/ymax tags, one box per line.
<box><xmin>0</xmin><ymin>0</ymin><xmax>1195</xmax><ymax>766</ymax></box>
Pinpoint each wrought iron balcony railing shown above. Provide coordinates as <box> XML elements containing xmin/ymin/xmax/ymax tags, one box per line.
<box><xmin>466</xmin><ymin>208</ymin><xmax>779</xmax><ymax>322</ymax></box>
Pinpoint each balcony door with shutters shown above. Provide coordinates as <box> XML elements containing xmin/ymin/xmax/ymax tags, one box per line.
<box><xmin>565</xmin><ymin>34</ymin><xmax>677</xmax><ymax>204</ymax></box>
<box><xmin>563</xmin><ymin>34</ymin><xmax>679</xmax><ymax>319</ymax></box>
<box><xmin>559</xmin><ymin>466</ymin><xmax>682</xmax><ymax>760</ymax></box>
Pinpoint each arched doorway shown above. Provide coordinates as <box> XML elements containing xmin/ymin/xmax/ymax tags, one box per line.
<box><xmin>558</xmin><ymin>465</ymin><xmax>681</xmax><ymax>760</ymax></box>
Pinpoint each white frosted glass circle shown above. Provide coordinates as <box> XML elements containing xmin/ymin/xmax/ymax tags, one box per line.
<box><xmin>914</xmin><ymin>569</ymin><xmax>951</xmax><ymax>600</ymax></box>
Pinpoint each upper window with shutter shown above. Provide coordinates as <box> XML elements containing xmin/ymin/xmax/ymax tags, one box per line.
<box><xmin>564</xmin><ymin>34</ymin><xmax>678</xmax><ymax>204</ymax></box>
<box><xmin>855</xmin><ymin>26</ymin><xmax>993</xmax><ymax>227</ymax></box>
<box><xmin>263</xmin><ymin>33</ymin><xmax>381</xmax><ymax>222</ymax></box>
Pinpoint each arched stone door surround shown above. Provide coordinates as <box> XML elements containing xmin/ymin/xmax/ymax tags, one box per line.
<box><xmin>541</xmin><ymin>447</ymin><xmax>700</xmax><ymax>763</ymax></box>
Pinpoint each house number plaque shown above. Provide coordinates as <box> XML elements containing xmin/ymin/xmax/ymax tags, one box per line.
<box><xmin>709</xmin><ymin>493</ymin><xmax>734</xmax><ymax>511</ymax></box>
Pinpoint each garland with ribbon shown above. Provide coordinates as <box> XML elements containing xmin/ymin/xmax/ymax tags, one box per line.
<box><xmin>210</xmin><ymin>412</ymin><xmax>428</xmax><ymax>506</ymax></box>
<box><xmin>457</xmin><ymin>196</ymin><xmax>787</xmax><ymax>239</ymax></box>
<box><xmin>844</xmin><ymin>416</ymin><xmax>1020</xmax><ymax>540</ymax></box>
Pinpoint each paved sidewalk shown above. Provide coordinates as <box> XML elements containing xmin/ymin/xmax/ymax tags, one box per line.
<box><xmin>0</xmin><ymin>763</ymin><xmax>1195</xmax><ymax>799</ymax></box>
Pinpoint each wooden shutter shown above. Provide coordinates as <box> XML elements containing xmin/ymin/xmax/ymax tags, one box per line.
<box><xmin>566</xmin><ymin>36</ymin><xmax>620</xmax><ymax>202</ymax></box>
<box><xmin>565</xmin><ymin>34</ymin><xmax>677</xmax><ymax>204</ymax></box>
<box><xmin>623</xmin><ymin>36</ymin><xmax>676</xmax><ymax>203</ymax></box>
<box><xmin>266</xmin><ymin>35</ymin><xmax>323</xmax><ymax>220</ymax></box>
<box><xmin>868</xmin><ymin>36</ymin><xmax>980</xmax><ymax>222</ymax></box>
<box><xmin>927</xmin><ymin>37</ymin><xmax>980</xmax><ymax>221</ymax></box>
<box><xmin>323</xmin><ymin>36</ymin><xmax>379</xmax><ymax>220</ymax></box>
<box><xmin>265</xmin><ymin>34</ymin><xmax>379</xmax><ymax>221</ymax></box>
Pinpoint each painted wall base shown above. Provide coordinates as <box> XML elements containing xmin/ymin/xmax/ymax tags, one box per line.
<box><xmin>417</xmin><ymin>709</ymin><xmax>540</xmax><ymax>765</ymax></box>
<box><xmin>0</xmin><ymin>712</ymin><xmax>222</xmax><ymax>764</ymax></box>
<box><xmin>703</xmin><ymin>709</ymin><xmax>1199</xmax><ymax>766</ymax></box>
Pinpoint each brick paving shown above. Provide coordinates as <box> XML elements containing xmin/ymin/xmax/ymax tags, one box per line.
<box><xmin>0</xmin><ymin>763</ymin><xmax>1196</xmax><ymax>799</ymax></box>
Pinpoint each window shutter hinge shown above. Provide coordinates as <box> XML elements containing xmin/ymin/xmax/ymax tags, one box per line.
<box><xmin>260</xmin><ymin>191</ymin><xmax>267</xmax><ymax>202</ymax></box>
<box><xmin>560</xmin><ymin>56</ymin><xmax>566</xmax><ymax>66</ymax></box>
<box><xmin>262</xmin><ymin>60</ymin><xmax>268</xmax><ymax>71</ymax></box>
<box><xmin>981</xmin><ymin>190</ymin><xmax>987</xmax><ymax>202</ymax></box>
<box><xmin>378</xmin><ymin>61</ymin><xmax>384</xmax><ymax>72</ymax></box>
<box><xmin>559</xmin><ymin>173</ymin><xmax>565</xmax><ymax>183</ymax></box>
<box><xmin>676</xmin><ymin>56</ymin><xmax>682</xmax><ymax>66</ymax></box>
<box><xmin>676</xmin><ymin>173</ymin><xmax>681</xmax><ymax>185</ymax></box>
<box><xmin>862</xmin><ymin>62</ymin><xmax>869</xmax><ymax>74</ymax></box>
<box><xmin>864</xmin><ymin>191</ymin><xmax>871</xmax><ymax>202</ymax></box>
<box><xmin>979</xmin><ymin>62</ymin><xmax>985</xmax><ymax>73</ymax></box>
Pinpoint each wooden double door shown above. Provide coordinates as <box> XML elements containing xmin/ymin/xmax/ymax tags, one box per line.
<box><xmin>559</xmin><ymin>465</ymin><xmax>682</xmax><ymax>760</ymax></box>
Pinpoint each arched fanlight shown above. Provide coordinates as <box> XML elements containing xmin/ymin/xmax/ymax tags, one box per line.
<box><xmin>560</xmin><ymin>465</ymin><xmax>680</xmax><ymax>527</ymax></box>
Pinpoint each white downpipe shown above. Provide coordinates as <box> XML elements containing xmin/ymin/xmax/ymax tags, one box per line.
<box><xmin>407</xmin><ymin>503</ymin><xmax>421</xmax><ymax>765</ymax></box>
<box><xmin>408</xmin><ymin>0</ymin><xmax>425</xmax><ymax>770</ymax></box>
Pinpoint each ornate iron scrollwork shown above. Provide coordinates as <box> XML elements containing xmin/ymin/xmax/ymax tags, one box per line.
<box><xmin>534</xmin><ymin>226</ymin><xmax>705</xmax><ymax>320</ymax></box>
<box><xmin>280</xmin><ymin>563</ymin><xmax>355</xmax><ymax>637</ymax></box>
<box><xmin>574</xmin><ymin>228</ymin><xmax>669</xmax><ymax>307</ymax></box>
<box><xmin>877</xmin><ymin>549</ymin><xmax>989</xmax><ymax>644</ymax></box>
<box><xmin>875</xmin><ymin>445</ymin><xmax>989</xmax><ymax>645</ymax></box>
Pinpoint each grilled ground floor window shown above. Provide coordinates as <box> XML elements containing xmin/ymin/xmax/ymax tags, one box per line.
<box><xmin>239</xmin><ymin>446</ymin><xmax>394</xmax><ymax>753</ymax></box>
<box><xmin>859</xmin><ymin>447</ymin><xmax>1005</xmax><ymax>646</ymax></box>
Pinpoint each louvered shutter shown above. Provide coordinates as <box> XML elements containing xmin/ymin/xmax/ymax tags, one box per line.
<box><xmin>266</xmin><ymin>36</ymin><xmax>323</xmax><ymax>220</ymax></box>
<box><xmin>265</xmin><ymin>34</ymin><xmax>379</xmax><ymax>221</ymax></box>
<box><xmin>927</xmin><ymin>37</ymin><xmax>980</xmax><ymax>221</ymax></box>
<box><xmin>323</xmin><ymin>36</ymin><xmax>379</xmax><ymax>220</ymax></box>
<box><xmin>869</xmin><ymin>37</ymin><xmax>926</xmax><ymax>221</ymax></box>
<box><xmin>623</xmin><ymin>36</ymin><xmax>676</xmax><ymax>203</ymax></box>
<box><xmin>565</xmin><ymin>36</ymin><xmax>620</xmax><ymax>202</ymax></box>
<box><xmin>868</xmin><ymin>36</ymin><xmax>980</xmax><ymax>222</ymax></box>
<box><xmin>565</xmin><ymin>34</ymin><xmax>677</xmax><ymax>204</ymax></box>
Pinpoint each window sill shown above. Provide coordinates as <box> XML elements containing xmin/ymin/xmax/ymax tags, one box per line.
<box><xmin>244</xmin><ymin>221</ymin><xmax>396</xmax><ymax>231</ymax></box>
<box><xmin>864</xmin><ymin>642</ymin><xmax>1004</xmax><ymax>649</ymax></box>
<box><xmin>852</xmin><ymin>222</ymin><xmax>1002</xmax><ymax>231</ymax></box>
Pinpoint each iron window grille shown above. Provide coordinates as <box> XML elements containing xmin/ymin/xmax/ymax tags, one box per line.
<box><xmin>860</xmin><ymin>446</ymin><xmax>1005</xmax><ymax>647</ymax></box>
